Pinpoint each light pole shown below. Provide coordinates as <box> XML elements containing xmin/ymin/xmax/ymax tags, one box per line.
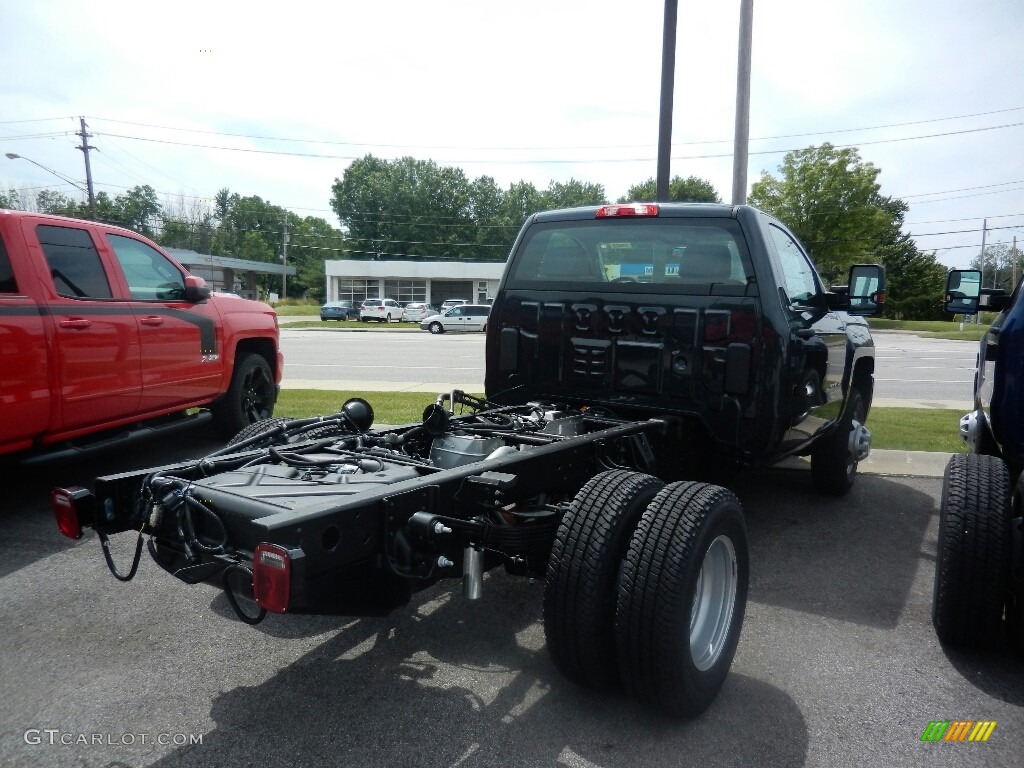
<box><xmin>5</xmin><ymin>152</ymin><xmax>90</xmax><ymax>202</ymax></box>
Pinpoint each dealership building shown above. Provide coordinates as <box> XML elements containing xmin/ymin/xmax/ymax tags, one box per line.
<box><xmin>324</xmin><ymin>258</ymin><xmax>507</xmax><ymax>306</ymax></box>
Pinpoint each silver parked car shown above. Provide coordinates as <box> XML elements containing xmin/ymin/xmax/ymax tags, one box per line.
<box><xmin>401</xmin><ymin>302</ymin><xmax>434</xmax><ymax>322</ymax></box>
<box><xmin>419</xmin><ymin>304</ymin><xmax>491</xmax><ymax>334</ymax></box>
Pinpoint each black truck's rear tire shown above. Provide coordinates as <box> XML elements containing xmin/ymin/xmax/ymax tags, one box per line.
<box><xmin>616</xmin><ymin>481</ymin><xmax>748</xmax><ymax>718</ymax></box>
<box><xmin>932</xmin><ymin>453</ymin><xmax>1011</xmax><ymax>646</ymax></box>
<box><xmin>811</xmin><ymin>386</ymin><xmax>866</xmax><ymax>496</ymax></box>
<box><xmin>544</xmin><ymin>470</ymin><xmax>663</xmax><ymax>690</ymax></box>
<box><xmin>211</xmin><ymin>353</ymin><xmax>276</xmax><ymax>437</ymax></box>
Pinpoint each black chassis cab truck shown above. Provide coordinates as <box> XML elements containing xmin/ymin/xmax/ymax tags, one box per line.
<box><xmin>54</xmin><ymin>203</ymin><xmax>885</xmax><ymax>718</ymax></box>
<box><xmin>932</xmin><ymin>269</ymin><xmax>1024</xmax><ymax>648</ymax></box>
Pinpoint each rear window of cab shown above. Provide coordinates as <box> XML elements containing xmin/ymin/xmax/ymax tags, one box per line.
<box><xmin>505</xmin><ymin>218</ymin><xmax>755</xmax><ymax>296</ymax></box>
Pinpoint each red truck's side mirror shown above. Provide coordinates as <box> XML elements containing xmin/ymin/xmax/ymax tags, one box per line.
<box><xmin>184</xmin><ymin>275</ymin><xmax>211</xmax><ymax>302</ymax></box>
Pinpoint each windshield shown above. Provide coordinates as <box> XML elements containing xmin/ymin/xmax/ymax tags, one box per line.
<box><xmin>505</xmin><ymin>218</ymin><xmax>754</xmax><ymax>295</ymax></box>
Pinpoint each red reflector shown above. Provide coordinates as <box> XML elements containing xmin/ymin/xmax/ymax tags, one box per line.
<box><xmin>252</xmin><ymin>543</ymin><xmax>291</xmax><ymax>613</ymax></box>
<box><xmin>51</xmin><ymin>487</ymin><xmax>85</xmax><ymax>540</ymax></box>
<box><xmin>595</xmin><ymin>203</ymin><xmax>660</xmax><ymax>218</ymax></box>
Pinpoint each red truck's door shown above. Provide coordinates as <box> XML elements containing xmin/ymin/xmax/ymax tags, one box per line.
<box><xmin>0</xmin><ymin>228</ymin><xmax>50</xmax><ymax>451</ymax></box>
<box><xmin>101</xmin><ymin>232</ymin><xmax>222</xmax><ymax>411</ymax></box>
<box><xmin>32</xmin><ymin>222</ymin><xmax>143</xmax><ymax>431</ymax></box>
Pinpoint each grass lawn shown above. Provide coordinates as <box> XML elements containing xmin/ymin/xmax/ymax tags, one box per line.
<box><xmin>275</xmin><ymin>390</ymin><xmax>966</xmax><ymax>453</ymax></box>
<box><xmin>868</xmin><ymin>318</ymin><xmax>990</xmax><ymax>341</ymax></box>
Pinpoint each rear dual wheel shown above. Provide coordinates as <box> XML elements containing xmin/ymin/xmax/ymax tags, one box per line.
<box><xmin>544</xmin><ymin>472</ymin><xmax>748</xmax><ymax>717</ymax></box>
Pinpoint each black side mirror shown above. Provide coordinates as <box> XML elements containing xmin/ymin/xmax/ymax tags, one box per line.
<box><xmin>843</xmin><ymin>264</ymin><xmax>886</xmax><ymax>316</ymax></box>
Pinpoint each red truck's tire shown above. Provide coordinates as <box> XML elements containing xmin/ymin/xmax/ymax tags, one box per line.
<box><xmin>212</xmin><ymin>353</ymin><xmax>276</xmax><ymax>437</ymax></box>
<box><xmin>544</xmin><ymin>470</ymin><xmax>663</xmax><ymax>691</ymax></box>
<box><xmin>932</xmin><ymin>453</ymin><xmax>1011</xmax><ymax>646</ymax></box>
<box><xmin>615</xmin><ymin>481</ymin><xmax>748</xmax><ymax>718</ymax></box>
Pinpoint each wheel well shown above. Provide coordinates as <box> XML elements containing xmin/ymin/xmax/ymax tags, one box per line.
<box><xmin>852</xmin><ymin>359</ymin><xmax>874</xmax><ymax>412</ymax></box>
<box><xmin>233</xmin><ymin>337</ymin><xmax>277</xmax><ymax>380</ymax></box>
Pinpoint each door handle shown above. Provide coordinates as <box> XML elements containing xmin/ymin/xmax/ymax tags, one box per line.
<box><xmin>140</xmin><ymin>316</ymin><xmax>165</xmax><ymax>327</ymax></box>
<box><xmin>59</xmin><ymin>318</ymin><xmax>91</xmax><ymax>330</ymax></box>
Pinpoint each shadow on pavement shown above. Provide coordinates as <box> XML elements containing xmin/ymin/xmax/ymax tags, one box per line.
<box><xmin>732</xmin><ymin>468</ymin><xmax>936</xmax><ymax>630</ymax></box>
<box><xmin>0</xmin><ymin>423</ymin><xmax>223</xmax><ymax>580</ymax></box>
<box><xmin>150</xmin><ymin>575</ymin><xmax>808</xmax><ymax>768</ymax></box>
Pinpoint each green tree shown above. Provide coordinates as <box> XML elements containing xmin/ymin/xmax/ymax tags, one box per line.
<box><xmin>619</xmin><ymin>175</ymin><xmax>720</xmax><ymax>204</ymax></box>
<box><xmin>35</xmin><ymin>190</ymin><xmax>80</xmax><ymax>216</ymax></box>
<box><xmin>748</xmin><ymin>144</ymin><xmax>895</xmax><ymax>283</ymax></box>
<box><xmin>113</xmin><ymin>185</ymin><xmax>161</xmax><ymax>236</ymax></box>
<box><xmin>970</xmin><ymin>242</ymin><xmax>1022</xmax><ymax>292</ymax></box>
<box><xmin>543</xmin><ymin>178</ymin><xmax>607</xmax><ymax>209</ymax></box>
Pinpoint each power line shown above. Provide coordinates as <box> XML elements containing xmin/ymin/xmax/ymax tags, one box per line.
<box><xmin>91</xmin><ymin>121</ymin><xmax>1024</xmax><ymax>165</ymax></box>
<box><xmin>85</xmin><ymin>105</ymin><xmax>1024</xmax><ymax>151</ymax></box>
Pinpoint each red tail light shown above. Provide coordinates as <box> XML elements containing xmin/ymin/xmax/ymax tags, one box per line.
<box><xmin>51</xmin><ymin>486</ymin><xmax>93</xmax><ymax>540</ymax></box>
<box><xmin>252</xmin><ymin>543</ymin><xmax>292</xmax><ymax>613</ymax></box>
<box><xmin>595</xmin><ymin>203</ymin><xmax>659</xmax><ymax>218</ymax></box>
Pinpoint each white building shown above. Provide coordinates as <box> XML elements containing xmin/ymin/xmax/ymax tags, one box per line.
<box><xmin>324</xmin><ymin>259</ymin><xmax>507</xmax><ymax>306</ymax></box>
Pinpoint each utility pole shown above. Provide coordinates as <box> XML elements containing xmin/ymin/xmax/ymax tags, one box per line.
<box><xmin>655</xmin><ymin>0</ymin><xmax>678</xmax><ymax>202</ymax></box>
<box><xmin>76</xmin><ymin>117</ymin><xmax>97</xmax><ymax>219</ymax></box>
<box><xmin>731</xmin><ymin>0</ymin><xmax>754</xmax><ymax>205</ymax></box>
<box><xmin>281</xmin><ymin>213</ymin><xmax>289</xmax><ymax>300</ymax></box>
<box><xmin>1013</xmin><ymin>236</ymin><xmax>1017</xmax><ymax>287</ymax></box>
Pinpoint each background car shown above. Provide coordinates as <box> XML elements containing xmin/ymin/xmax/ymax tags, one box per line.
<box><xmin>320</xmin><ymin>300</ymin><xmax>359</xmax><ymax>321</ymax></box>
<box><xmin>359</xmin><ymin>298</ymin><xmax>401</xmax><ymax>322</ymax></box>
<box><xmin>401</xmin><ymin>302</ymin><xmax>435</xmax><ymax>322</ymax></box>
<box><xmin>419</xmin><ymin>304</ymin><xmax>490</xmax><ymax>334</ymax></box>
<box><xmin>439</xmin><ymin>298</ymin><xmax>469</xmax><ymax>312</ymax></box>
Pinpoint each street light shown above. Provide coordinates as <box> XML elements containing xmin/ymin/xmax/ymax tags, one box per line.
<box><xmin>4</xmin><ymin>152</ymin><xmax>92</xmax><ymax>212</ymax></box>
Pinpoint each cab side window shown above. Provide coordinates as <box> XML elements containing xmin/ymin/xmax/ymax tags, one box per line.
<box><xmin>37</xmin><ymin>225</ymin><xmax>113</xmax><ymax>299</ymax></box>
<box><xmin>0</xmin><ymin>233</ymin><xmax>18</xmax><ymax>293</ymax></box>
<box><xmin>107</xmin><ymin>234</ymin><xmax>185</xmax><ymax>300</ymax></box>
<box><xmin>769</xmin><ymin>225</ymin><xmax>818</xmax><ymax>304</ymax></box>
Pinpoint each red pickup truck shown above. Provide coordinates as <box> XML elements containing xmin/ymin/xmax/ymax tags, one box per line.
<box><xmin>0</xmin><ymin>209</ymin><xmax>282</xmax><ymax>462</ymax></box>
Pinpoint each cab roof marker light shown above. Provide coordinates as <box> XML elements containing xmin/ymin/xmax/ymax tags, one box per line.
<box><xmin>595</xmin><ymin>203</ymin><xmax>660</xmax><ymax>218</ymax></box>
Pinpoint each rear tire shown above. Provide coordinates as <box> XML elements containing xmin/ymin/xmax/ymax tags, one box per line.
<box><xmin>544</xmin><ymin>470</ymin><xmax>664</xmax><ymax>690</ymax></box>
<box><xmin>811</xmin><ymin>386</ymin><xmax>866</xmax><ymax>496</ymax></box>
<box><xmin>616</xmin><ymin>482</ymin><xmax>748</xmax><ymax>718</ymax></box>
<box><xmin>211</xmin><ymin>353</ymin><xmax>276</xmax><ymax>438</ymax></box>
<box><xmin>932</xmin><ymin>453</ymin><xmax>1011</xmax><ymax>646</ymax></box>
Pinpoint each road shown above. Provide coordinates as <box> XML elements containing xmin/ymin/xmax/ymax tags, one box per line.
<box><xmin>1</xmin><ymin>432</ymin><xmax>1021</xmax><ymax>768</ymax></box>
<box><xmin>280</xmin><ymin>327</ymin><xmax>979</xmax><ymax>407</ymax></box>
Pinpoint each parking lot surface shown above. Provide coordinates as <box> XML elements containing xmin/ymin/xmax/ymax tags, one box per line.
<box><xmin>1</xmin><ymin>429</ymin><xmax>1021</xmax><ymax>768</ymax></box>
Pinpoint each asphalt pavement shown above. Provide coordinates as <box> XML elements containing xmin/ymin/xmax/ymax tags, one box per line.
<box><xmin>1</xmin><ymin>430</ymin><xmax>1020</xmax><ymax>768</ymax></box>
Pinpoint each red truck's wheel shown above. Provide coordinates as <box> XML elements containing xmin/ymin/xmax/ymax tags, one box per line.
<box><xmin>212</xmin><ymin>353</ymin><xmax>275</xmax><ymax>437</ymax></box>
<box><xmin>544</xmin><ymin>470</ymin><xmax>663</xmax><ymax>690</ymax></box>
<box><xmin>932</xmin><ymin>453</ymin><xmax>1011</xmax><ymax>646</ymax></box>
<box><xmin>615</xmin><ymin>481</ymin><xmax>748</xmax><ymax>718</ymax></box>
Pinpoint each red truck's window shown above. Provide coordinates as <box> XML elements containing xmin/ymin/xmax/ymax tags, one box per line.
<box><xmin>107</xmin><ymin>234</ymin><xmax>186</xmax><ymax>301</ymax></box>
<box><xmin>37</xmin><ymin>225</ymin><xmax>113</xmax><ymax>299</ymax></box>
<box><xmin>0</xmin><ymin>233</ymin><xmax>17</xmax><ymax>293</ymax></box>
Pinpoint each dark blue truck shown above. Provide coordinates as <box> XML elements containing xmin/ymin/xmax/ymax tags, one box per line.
<box><xmin>933</xmin><ymin>269</ymin><xmax>1024</xmax><ymax>647</ymax></box>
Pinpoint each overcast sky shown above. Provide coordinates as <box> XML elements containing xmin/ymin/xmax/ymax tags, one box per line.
<box><xmin>2</xmin><ymin>0</ymin><xmax>1022</xmax><ymax>268</ymax></box>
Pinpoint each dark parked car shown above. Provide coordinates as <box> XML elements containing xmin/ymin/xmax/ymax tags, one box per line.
<box><xmin>320</xmin><ymin>300</ymin><xmax>358</xmax><ymax>321</ymax></box>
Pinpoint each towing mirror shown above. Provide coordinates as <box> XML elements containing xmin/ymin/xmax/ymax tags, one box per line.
<box><xmin>844</xmin><ymin>264</ymin><xmax>886</xmax><ymax>316</ymax></box>
<box><xmin>944</xmin><ymin>269</ymin><xmax>1011</xmax><ymax>314</ymax></box>
<box><xmin>184</xmin><ymin>275</ymin><xmax>212</xmax><ymax>302</ymax></box>
<box><xmin>944</xmin><ymin>270</ymin><xmax>981</xmax><ymax>314</ymax></box>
